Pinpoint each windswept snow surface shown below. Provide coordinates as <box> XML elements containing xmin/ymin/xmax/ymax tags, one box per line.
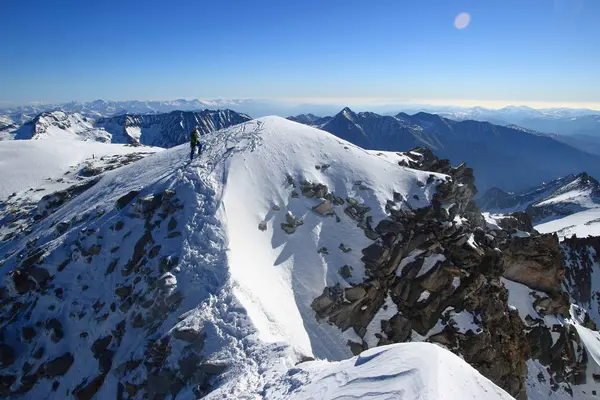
<box><xmin>0</xmin><ymin>139</ymin><xmax>161</xmax><ymax>198</ymax></box>
<box><xmin>264</xmin><ymin>343</ymin><xmax>514</xmax><ymax>400</ymax></box>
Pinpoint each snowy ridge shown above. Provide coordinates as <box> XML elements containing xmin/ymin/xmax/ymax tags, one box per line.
<box><xmin>0</xmin><ymin>117</ymin><xmax>516</xmax><ymax>399</ymax></box>
<box><xmin>96</xmin><ymin>109</ymin><xmax>251</xmax><ymax>147</ymax></box>
<box><xmin>2</xmin><ymin>116</ymin><xmax>600</xmax><ymax>399</ymax></box>
<box><xmin>9</xmin><ymin>111</ymin><xmax>111</xmax><ymax>142</ymax></box>
<box><xmin>1</xmin><ymin>109</ymin><xmax>251</xmax><ymax>148</ymax></box>
<box><xmin>480</xmin><ymin>172</ymin><xmax>600</xmax><ymax>239</ymax></box>
<box><xmin>290</xmin><ymin>107</ymin><xmax>600</xmax><ymax>193</ymax></box>
<box><xmin>0</xmin><ymin>99</ymin><xmax>262</xmax><ymax>120</ymax></box>
<box><xmin>264</xmin><ymin>342</ymin><xmax>514</xmax><ymax>399</ymax></box>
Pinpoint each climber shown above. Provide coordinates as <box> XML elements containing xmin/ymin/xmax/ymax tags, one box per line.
<box><xmin>190</xmin><ymin>127</ymin><xmax>201</xmax><ymax>161</ymax></box>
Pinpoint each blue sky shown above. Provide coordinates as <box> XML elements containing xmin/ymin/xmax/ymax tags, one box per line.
<box><xmin>1</xmin><ymin>0</ymin><xmax>599</xmax><ymax>108</ymax></box>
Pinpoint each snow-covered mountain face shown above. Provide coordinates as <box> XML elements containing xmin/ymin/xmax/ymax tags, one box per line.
<box><xmin>96</xmin><ymin>109</ymin><xmax>251</xmax><ymax>147</ymax></box>
<box><xmin>403</xmin><ymin>105</ymin><xmax>600</xmax><ymax>135</ymax></box>
<box><xmin>6</xmin><ymin>111</ymin><xmax>111</xmax><ymax>142</ymax></box>
<box><xmin>1</xmin><ymin>117</ymin><xmax>599</xmax><ymax>399</ymax></box>
<box><xmin>0</xmin><ymin>99</ymin><xmax>263</xmax><ymax>120</ymax></box>
<box><xmin>479</xmin><ymin>173</ymin><xmax>600</xmax><ymax>239</ymax></box>
<box><xmin>290</xmin><ymin>108</ymin><xmax>600</xmax><ymax>193</ymax></box>
<box><xmin>2</xmin><ymin>109</ymin><xmax>251</xmax><ymax>148</ymax></box>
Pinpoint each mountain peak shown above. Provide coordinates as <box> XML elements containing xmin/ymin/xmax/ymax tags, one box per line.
<box><xmin>340</xmin><ymin>107</ymin><xmax>355</xmax><ymax>117</ymax></box>
<box><xmin>2</xmin><ymin>116</ymin><xmax>599</xmax><ymax>399</ymax></box>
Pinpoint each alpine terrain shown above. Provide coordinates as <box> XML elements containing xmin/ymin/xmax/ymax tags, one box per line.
<box><xmin>480</xmin><ymin>172</ymin><xmax>600</xmax><ymax>239</ymax></box>
<box><xmin>0</xmin><ymin>117</ymin><xmax>599</xmax><ymax>400</ymax></box>
<box><xmin>2</xmin><ymin>110</ymin><xmax>251</xmax><ymax>148</ymax></box>
<box><xmin>290</xmin><ymin>108</ymin><xmax>600</xmax><ymax>192</ymax></box>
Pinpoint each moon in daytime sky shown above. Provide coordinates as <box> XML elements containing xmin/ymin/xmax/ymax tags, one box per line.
<box><xmin>454</xmin><ymin>12</ymin><xmax>471</xmax><ymax>29</ymax></box>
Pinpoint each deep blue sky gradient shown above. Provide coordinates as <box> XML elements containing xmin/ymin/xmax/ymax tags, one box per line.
<box><xmin>1</xmin><ymin>0</ymin><xmax>599</xmax><ymax>107</ymax></box>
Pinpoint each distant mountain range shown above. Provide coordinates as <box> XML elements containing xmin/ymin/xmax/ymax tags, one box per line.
<box><xmin>96</xmin><ymin>109</ymin><xmax>251</xmax><ymax>147</ymax></box>
<box><xmin>289</xmin><ymin>108</ymin><xmax>600</xmax><ymax>193</ymax></box>
<box><xmin>3</xmin><ymin>109</ymin><xmax>251</xmax><ymax>147</ymax></box>
<box><xmin>0</xmin><ymin>99</ymin><xmax>261</xmax><ymax>121</ymax></box>
<box><xmin>5</xmin><ymin>102</ymin><xmax>600</xmax><ymax>194</ymax></box>
<box><xmin>400</xmin><ymin>105</ymin><xmax>600</xmax><ymax>135</ymax></box>
<box><xmin>4</xmin><ymin>100</ymin><xmax>600</xmax><ymax>138</ymax></box>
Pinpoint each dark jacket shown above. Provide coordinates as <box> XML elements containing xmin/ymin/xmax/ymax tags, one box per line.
<box><xmin>190</xmin><ymin>129</ymin><xmax>199</xmax><ymax>147</ymax></box>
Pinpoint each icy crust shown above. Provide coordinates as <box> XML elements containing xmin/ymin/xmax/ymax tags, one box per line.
<box><xmin>263</xmin><ymin>342</ymin><xmax>514</xmax><ymax>400</ymax></box>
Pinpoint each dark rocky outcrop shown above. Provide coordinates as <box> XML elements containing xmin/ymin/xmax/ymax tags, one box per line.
<box><xmin>312</xmin><ymin>148</ymin><xmax>533</xmax><ymax>398</ymax></box>
<box><xmin>495</xmin><ymin>212</ymin><xmax>536</xmax><ymax>233</ymax></box>
<box><xmin>311</xmin><ymin>147</ymin><xmax>600</xmax><ymax>399</ymax></box>
<box><xmin>500</xmin><ymin>234</ymin><xmax>565</xmax><ymax>294</ymax></box>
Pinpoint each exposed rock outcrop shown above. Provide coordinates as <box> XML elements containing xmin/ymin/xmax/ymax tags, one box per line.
<box><xmin>500</xmin><ymin>234</ymin><xmax>565</xmax><ymax>294</ymax></box>
<box><xmin>313</xmin><ymin>148</ymin><xmax>533</xmax><ymax>399</ymax></box>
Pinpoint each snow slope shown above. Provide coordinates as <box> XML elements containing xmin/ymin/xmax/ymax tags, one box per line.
<box><xmin>265</xmin><ymin>342</ymin><xmax>514</xmax><ymax>399</ymax></box>
<box><xmin>535</xmin><ymin>208</ymin><xmax>600</xmax><ymax>239</ymax></box>
<box><xmin>480</xmin><ymin>172</ymin><xmax>600</xmax><ymax>239</ymax></box>
<box><xmin>11</xmin><ymin>111</ymin><xmax>111</xmax><ymax>142</ymax></box>
<box><xmin>214</xmin><ymin>117</ymin><xmax>444</xmax><ymax>360</ymax></box>
<box><xmin>0</xmin><ymin>116</ymin><xmax>516</xmax><ymax>399</ymax></box>
<box><xmin>0</xmin><ymin>138</ymin><xmax>161</xmax><ymax>199</ymax></box>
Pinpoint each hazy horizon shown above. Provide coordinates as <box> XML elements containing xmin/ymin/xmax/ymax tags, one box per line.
<box><xmin>2</xmin><ymin>97</ymin><xmax>600</xmax><ymax>114</ymax></box>
<box><xmin>2</xmin><ymin>0</ymin><xmax>598</xmax><ymax>108</ymax></box>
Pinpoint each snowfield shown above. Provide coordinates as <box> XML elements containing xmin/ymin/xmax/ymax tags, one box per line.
<box><xmin>535</xmin><ymin>208</ymin><xmax>600</xmax><ymax>239</ymax></box>
<box><xmin>0</xmin><ymin>139</ymin><xmax>162</xmax><ymax>199</ymax></box>
<box><xmin>0</xmin><ymin>116</ymin><xmax>520</xmax><ymax>399</ymax></box>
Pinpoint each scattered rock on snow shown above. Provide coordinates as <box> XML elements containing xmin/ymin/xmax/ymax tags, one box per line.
<box><xmin>312</xmin><ymin>200</ymin><xmax>333</xmax><ymax>215</ymax></box>
<box><xmin>115</xmin><ymin>190</ymin><xmax>140</xmax><ymax>210</ymax></box>
<box><xmin>39</xmin><ymin>353</ymin><xmax>74</xmax><ymax>378</ymax></box>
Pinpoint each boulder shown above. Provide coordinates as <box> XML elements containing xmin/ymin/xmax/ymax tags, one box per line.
<box><xmin>0</xmin><ymin>344</ymin><xmax>15</xmax><ymax>368</ymax></box>
<box><xmin>22</xmin><ymin>327</ymin><xmax>36</xmax><ymax>342</ymax></box>
<box><xmin>39</xmin><ymin>353</ymin><xmax>74</xmax><ymax>378</ymax></box>
<box><xmin>339</xmin><ymin>265</ymin><xmax>353</xmax><ymax>278</ymax></box>
<box><xmin>345</xmin><ymin>286</ymin><xmax>367</xmax><ymax>302</ymax></box>
<box><xmin>115</xmin><ymin>190</ymin><xmax>140</xmax><ymax>210</ymax></box>
<box><xmin>312</xmin><ymin>200</ymin><xmax>333</xmax><ymax>215</ymax></box>
<box><xmin>91</xmin><ymin>336</ymin><xmax>113</xmax><ymax>359</ymax></box>
<box><xmin>172</xmin><ymin>327</ymin><xmax>204</xmax><ymax>343</ymax></box>
<box><xmin>114</xmin><ymin>285</ymin><xmax>132</xmax><ymax>300</ymax></box>
<box><xmin>501</xmin><ymin>234</ymin><xmax>564</xmax><ymax>294</ymax></box>
<box><xmin>46</xmin><ymin>318</ymin><xmax>64</xmax><ymax>343</ymax></box>
<box><xmin>132</xmin><ymin>194</ymin><xmax>163</xmax><ymax>216</ymax></box>
<box><xmin>55</xmin><ymin>221</ymin><xmax>70</xmax><ymax>235</ymax></box>
<box><xmin>5</xmin><ymin>270</ymin><xmax>34</xmax><ymax>295</ymax></box>
<box><xmin>496</xmin><ymin>212</ymin><xmax>536</xmax><ymax>233</ymax></box>
<box><xmin>156</xmin><ymin>273</ymin><xmax>177</xmax><ymax>292</ymax></box>
<box><xmin>73</xmin><ymin>375</ymin><xmax>106</xmax><ymax>400</ymax></box>
<box><xmin>382</xmin><ymin>314</ymin><xmax>412</xmax><ymax>343</ymax></box>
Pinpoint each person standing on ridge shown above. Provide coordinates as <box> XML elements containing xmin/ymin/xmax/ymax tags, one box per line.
<box><xmin>190</xmin><ymin>127</ymin><xmax>200</xmax><ymax>161</ymax></box>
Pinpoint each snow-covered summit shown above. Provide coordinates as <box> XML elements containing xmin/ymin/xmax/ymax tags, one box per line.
<box><xmin>1</xmin><ymin>116</ymin><xmax>598</xmax><ymax>399</ymax></box>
